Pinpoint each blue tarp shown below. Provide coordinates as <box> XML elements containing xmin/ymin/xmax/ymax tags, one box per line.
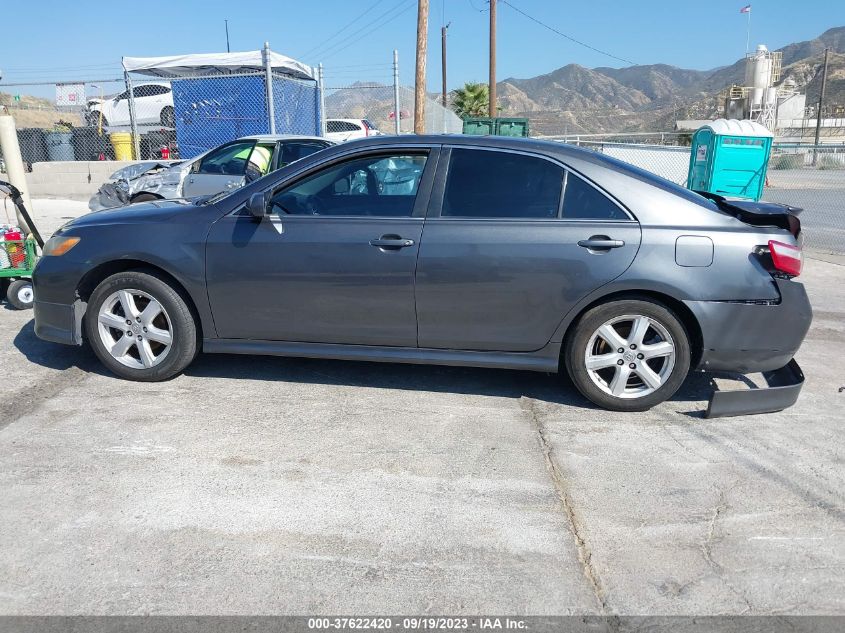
<box><xmin>172</xmin><ymin>74</ymin><xmax>320</xmax><ymax>158</ymax></box>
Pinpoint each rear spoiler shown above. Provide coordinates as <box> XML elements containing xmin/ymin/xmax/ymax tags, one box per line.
<box><xmin>695</xmin><ymin>191</ymin><xmax>802</xmax><ymax>237</ymax></box>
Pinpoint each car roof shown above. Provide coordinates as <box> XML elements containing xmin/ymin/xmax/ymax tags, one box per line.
<box><xmin>238</xmin><ymin>134</ymin><xmax>332</xmax><ymax>143</ymax></box>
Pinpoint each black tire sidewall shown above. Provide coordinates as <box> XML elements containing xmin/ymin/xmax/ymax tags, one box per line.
<box><xmin>565</xmin><ymin>299</ymin><xmax>691</xmax><ymax>412</ymax></box>
<box><xmin>6</xmin><ymin>279</ymin><xmax>33</xmax><ymax>310</ymax></box>
<box><xmin>84</xmin><ymin>271</ymin><xmax>197</xmax><ymax>381</ymax></box>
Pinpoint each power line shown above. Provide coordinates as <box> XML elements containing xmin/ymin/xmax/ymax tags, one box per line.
<box><xmin>316</xmin><ymin>1</ymin><xmax>417</xmax><ymax>62</ymax></box>
<box><xmin>500</xmin><ymin>0</ymin><xmax>635</xmax><ymax>66</ymax></box>
<box><xmin>299</xmin><ymin>0</ymin><xmax>387</xmax><ymax>59</ymax></box>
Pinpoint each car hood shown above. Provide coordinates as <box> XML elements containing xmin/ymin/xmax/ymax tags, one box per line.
<box><xmin>64</xmin><ymin>198</ymin><xmax>202</xmax><ymax>230</ymax></box>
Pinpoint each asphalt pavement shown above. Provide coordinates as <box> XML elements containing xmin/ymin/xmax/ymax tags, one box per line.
<box><xmin>1</xmin><ymin>255</ymin><xmax>842</xmax><ymax>615</ymax></box>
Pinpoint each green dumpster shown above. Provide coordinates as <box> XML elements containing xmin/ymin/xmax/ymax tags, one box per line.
<box><xmin>687</xmin><ymin>119</ymin><xmax>773</xmax><ymax>201</ymax></box>
<box><xmin>462</xmin><ymin>118</ymin><xmax>496</xmax><ymax>136</ymax></box>
<box><xmin>495</xmin><ymin>118</ymin><xmax>530</xmax><ymax>137</ymax></box>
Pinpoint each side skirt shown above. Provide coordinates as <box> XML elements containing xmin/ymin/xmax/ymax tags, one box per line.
<box><xmin>203</xmin><ymin>339</ymin><xmax>562</xmax><ymax>373</ymax></box>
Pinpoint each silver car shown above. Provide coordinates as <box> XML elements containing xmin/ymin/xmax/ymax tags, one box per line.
<box><xmin>89</xmin><ymin>135</ymin><xmax>333</xmax><ymax>211</ymax></box>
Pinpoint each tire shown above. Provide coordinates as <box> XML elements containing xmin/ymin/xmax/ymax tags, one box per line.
<box><xmin>160</xmin><ymin>106</ymin><xmax>175</xmax><ymax>128</ymax></box>
<box><xmin>6</xmin><ymin>279</ymin><xmax>33</xmax><ymax>310</ymax></box>
<box><xmin>130</xmin><ymin>193</ymin><xmax>161</xmax><ymax>204</ymax></box>
<box><xmin>564</xmin><ymin>299</ymin><xmax>691</xmax><ymax>412</ymax></box>
<box><xmin>84</xmin><ymin>270</ymin><xmax>198</xmax><ymax>381</ymax></box>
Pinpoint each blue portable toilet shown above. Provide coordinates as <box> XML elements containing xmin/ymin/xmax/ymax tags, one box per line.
<box><xmin>687</xmin><ymin>119</ymin><xmax>774</xmax><ymax>201</ymax></box>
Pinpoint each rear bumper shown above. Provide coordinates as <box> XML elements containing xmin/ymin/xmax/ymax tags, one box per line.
<box><xmin>705</xmin><ymin>359</ymin><xmax>804</xmax><ymax>418</ymax></box>
<box><xmin>685</xmin><ymin>279</ymin><xmax>812</xmax><ymax>373</ymax></box>
<box><xmin>33</xmin><ymin>299</ymin><xmax>84</xmax><ymax>345</ymax></box>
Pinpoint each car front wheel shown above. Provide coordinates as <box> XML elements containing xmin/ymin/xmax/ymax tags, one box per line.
<box><xmin>565</xmin><ymin>299</ymin><xmax>691</xmax><ymax>412</ymax></box>
<box><xmin>85</xmin><ymin>271</ymin><xmax>198</xmax><ymax>381</ymax></box>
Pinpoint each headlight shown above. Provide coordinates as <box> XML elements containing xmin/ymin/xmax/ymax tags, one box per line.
<box><xmin>43</xmin><ymin>236</ymin><xmax>81</xmax><ymax>257</ymax></box>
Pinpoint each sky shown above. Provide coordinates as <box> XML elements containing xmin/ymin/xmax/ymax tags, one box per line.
<box><xmin>0</xmin><ymin>0</ymin><xmax>843</xmax><ymax>98</ymax></box>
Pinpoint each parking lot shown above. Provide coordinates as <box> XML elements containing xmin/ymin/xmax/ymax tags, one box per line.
<box><xmin>1</xmin><ymin>223</ymin><xmax>843</xmax><ymax>614</ymax></box>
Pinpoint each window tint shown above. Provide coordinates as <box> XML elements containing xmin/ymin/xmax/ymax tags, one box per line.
<box><xmin>562</xmin><ymin>172</ymin><xmax>628</xmax><ymax>220</ymax></box>
<box><xmin>198</xmin><ymin>141</ymin><xmax>256</xmax><ymax>176</ymax></box>
<box><xmin>268</xmin><ymin>153</ymin><xmax>427</xmax><ymax>217</ymax></box>
<box><xmin>326</xmin><ymin>121</ymin><xmax>343</xmax><ymax>133</ymax></box>
<box><xmin>442</xmin><ymin>149</ymin><xmax>563</xmax><ymax>219</ymax></box>
<box><xmin>279</xmin><ymin>141</ymin><xmax>329</xmax><ymax>166</ymax></box>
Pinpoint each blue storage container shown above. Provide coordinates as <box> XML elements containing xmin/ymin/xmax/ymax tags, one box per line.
<box><xmin>687</xmin><ymin>119</ymin><xmax>773</xmax><ymax>201</ymax></box>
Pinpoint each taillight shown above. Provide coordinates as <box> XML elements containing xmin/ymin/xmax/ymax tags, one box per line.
<box><xmin>364</xmin><ymin>122</ymin><xmax>369</xmax><ymax>137</ymax></box>
<box><xmin>768</xmin><ymin>240</ymin><xmax>803</xmax><ymax>277</ymax></box>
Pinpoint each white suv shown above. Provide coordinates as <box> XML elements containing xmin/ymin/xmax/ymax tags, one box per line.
<box><xmin>325</xmin><ymin>118</ymin><xmax>383</xmax><ymax>142</ymax></box>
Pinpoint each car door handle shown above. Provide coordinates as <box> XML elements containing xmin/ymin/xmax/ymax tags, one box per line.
<box><xmin>578</xmin><ymin>237</ymin><xmax>625</xmax><ymax>250</ymax></box>
<box><xmin>369</xmin><ymin>236</ymin><xmax>415</xmax><ymax>249</ymax></box>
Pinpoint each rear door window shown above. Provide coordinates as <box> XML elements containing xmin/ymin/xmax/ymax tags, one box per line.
<box><xmin>441</xmin><ymin>148</ymin><xmax>563</xmax><ymax>219</ymax></box>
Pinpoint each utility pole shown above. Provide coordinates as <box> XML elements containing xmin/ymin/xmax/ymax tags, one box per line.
<box><xmin>414</xmin><ymin>0</ymin><xmax>429</xmax><ymax>134</ymax></box>
<box><xmin>225</xmin><ymin>20</ymin><xmax>230</xmax><ymax>53</ymax></box>
<box><xmin>812</xmin><ymin>48</ymin><xmax>830</xmax><ymax>166</ymax></box>
<box><xmin>393</xmin><ymin>49</ymin><xmax>401</xmax><ymax>135</ymax></box>
<box><xmin>488</xmin><ymin>0</ymin><xmax>497</xmax><ymax>118</ymax></box>
<box><xmin>441</xmin><ymin>23</ymin><xmax>450</xmax><ymax>108</ymax></box>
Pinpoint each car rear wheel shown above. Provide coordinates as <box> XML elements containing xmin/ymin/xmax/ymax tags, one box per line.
<box><xmin>565</xmin><ymin>299</ymin><xmax>690</xmax><ymax>412</ymax></box>
<box><xmin>6</xmin><ymin>279</ymin><xmax>34</xmax><ymax>310</ymax></box>
<box><xmin>84</xmin><ymin>271</ymin><xmax>198</xmax><ymax>381</ymax></box>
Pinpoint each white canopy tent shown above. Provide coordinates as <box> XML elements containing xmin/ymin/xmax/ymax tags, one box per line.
<box><xmin>122</xmin><ymin>50</ymin><xmax>314</xmax><ymax>81</ymax></box>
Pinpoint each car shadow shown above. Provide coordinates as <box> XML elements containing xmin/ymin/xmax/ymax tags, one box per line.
<box><xmin>184</xmin><ymin>347</ymin><xmax>720</xmax><ymax>414</ymax></box>
<box><xmin>12</xmin><ymin>319</ymin><xmax>100</xmax><ymax>373</ymax></box>
<box><xmin>13</xmin><ymin>318</ymin><xmax>720</xmax><ymax>414</ymax></box>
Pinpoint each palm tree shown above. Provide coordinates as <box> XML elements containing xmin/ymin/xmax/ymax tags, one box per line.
<box><xmin>452</xmin><ymin>82</ymin><xmax>489</xmax><ymax>118</ymax></box>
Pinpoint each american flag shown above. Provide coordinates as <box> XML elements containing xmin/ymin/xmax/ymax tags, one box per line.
<box><xmin>740</xmin><ymin>4</ymin><xmax>751</xmax><ymax>13</ymax></box>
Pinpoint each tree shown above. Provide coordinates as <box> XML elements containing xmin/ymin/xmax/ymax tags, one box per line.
<box><xmin>452</xmin><ymin>82</ymin><xmax>489</xmax><ymax>118</ymax></box>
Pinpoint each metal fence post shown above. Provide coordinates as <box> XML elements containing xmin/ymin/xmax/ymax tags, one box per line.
<box><xmin>123</xmin><ymin>68</ymin><xmax>141</xmax><ymax>159</ymax></box>
<box><xmin>393</xmin><ymin>49</ymin><xmax>400</xmax><ymax>135</ymax></box>
<box><xmin>317</xmin><ymin>63</ymin><xmax>327</xmax><ymax>137</ymax></box>
<box><xmin>263</xmin><ymin>42</ymin><xmax>277</xmax><ymax>134</ymax></box>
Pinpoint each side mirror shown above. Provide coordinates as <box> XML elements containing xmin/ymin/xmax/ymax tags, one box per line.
<box><xmin>247</xmin><ymin>192</ymin><xmax>268</xmax><ymax>219</ymax></box>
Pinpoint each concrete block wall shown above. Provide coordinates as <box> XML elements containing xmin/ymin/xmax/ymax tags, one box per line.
<box><xmin>25</xmin><ymin>161</ymin><xmax>136</xmax><ymax>200</ymax></box>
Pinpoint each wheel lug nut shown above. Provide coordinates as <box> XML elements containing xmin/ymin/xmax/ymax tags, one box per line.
<box><xmin>629</xmin><ymin>363</ymin><xmax>636</xmax><ymax>369</ymax></box>
<box><xmin>126</xmin><ymin>331</ymin><xmax>132</xmax><ymax>337</ymax></box>
<box><xmin>617</xmin><ymin>348</ymin><xmax>624</xmax><ymax>354</ymax></box>
<box><xmin>137</xmin><ymin>335</ymin><xmax>142</xmax><ymax>340</ymax></box>
<box><xmin>136</xmin><ymin>317</ymin><xmax>141</xmax><ymax>323</ymax></box>
<box><xmin>630</xmin><ymin>344</ymin><xmax>637</xmax><ymax>350</ymax></box>
<box><xmin>126</xmin><ymin>319</ymin><xmax>131</xmax><ymax>325</ymax></box>
<box><xmin>617</xmin><ymin>359</ymin><xmax>624</xmax><ymax>365</ymax></box>
<box><xmin>637</xmin><ymin>353</ymin><xmax>644</xmax><ymax>359</ymax></box>
<box><xmin>143</xmin><ymin>327</ymin><xmax>147</xmax><ymax>332</ymax></box>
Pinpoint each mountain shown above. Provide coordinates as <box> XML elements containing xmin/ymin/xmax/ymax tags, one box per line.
<box><xmin>494</xmin><ymin>26</ymin><xmax>845</xmax><ymax>134</ymax></box>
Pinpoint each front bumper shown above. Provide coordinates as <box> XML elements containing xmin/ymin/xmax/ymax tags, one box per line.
<box><xmin>33</xmin><ymin>299</ymin><xmax>85</xmax><ymax>345</ymax></box>
<box><xmin>705</xmin><ymin>359</ymin><xmax>804</xmax><ymax>418</ymax></box>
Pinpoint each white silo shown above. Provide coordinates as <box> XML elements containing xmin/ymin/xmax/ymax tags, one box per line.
<box><xmin>749</xmin><ymin>44</ymin><xmax>773</xmax><ymax>106</ymax></box>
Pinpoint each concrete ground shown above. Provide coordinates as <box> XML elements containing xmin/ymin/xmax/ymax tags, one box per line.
<box><xmin>0</xmin><ymin>203</ymin><xmax>843</xmax><ymax>615</ymax></box>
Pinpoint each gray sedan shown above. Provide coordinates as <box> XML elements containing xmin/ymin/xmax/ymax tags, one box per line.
<box><xmin>34</xmin><ymin>136</ymin><xmax>811</xmax><ymax>416</ymax></box>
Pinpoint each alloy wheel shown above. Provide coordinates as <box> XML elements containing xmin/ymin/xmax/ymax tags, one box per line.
<box><xmin>97</xmin><ymin>289</ymin><xmax>173</xmax><ymax>369</ymax></box>
<box><xmin>584</xmin><ymin>314</ymin><xmax>676</xmax><ymax>399</ymax></box>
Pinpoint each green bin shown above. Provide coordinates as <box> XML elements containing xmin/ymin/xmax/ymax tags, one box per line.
<box><xmin>462</xmin><ymin>118</ymin><xmax>496</xmax><ymax>136</ymax></box>
<box><xmin>495</xmin><ymin>118</ymin><xmax>530</xmax><ymax>137</ymax></box>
